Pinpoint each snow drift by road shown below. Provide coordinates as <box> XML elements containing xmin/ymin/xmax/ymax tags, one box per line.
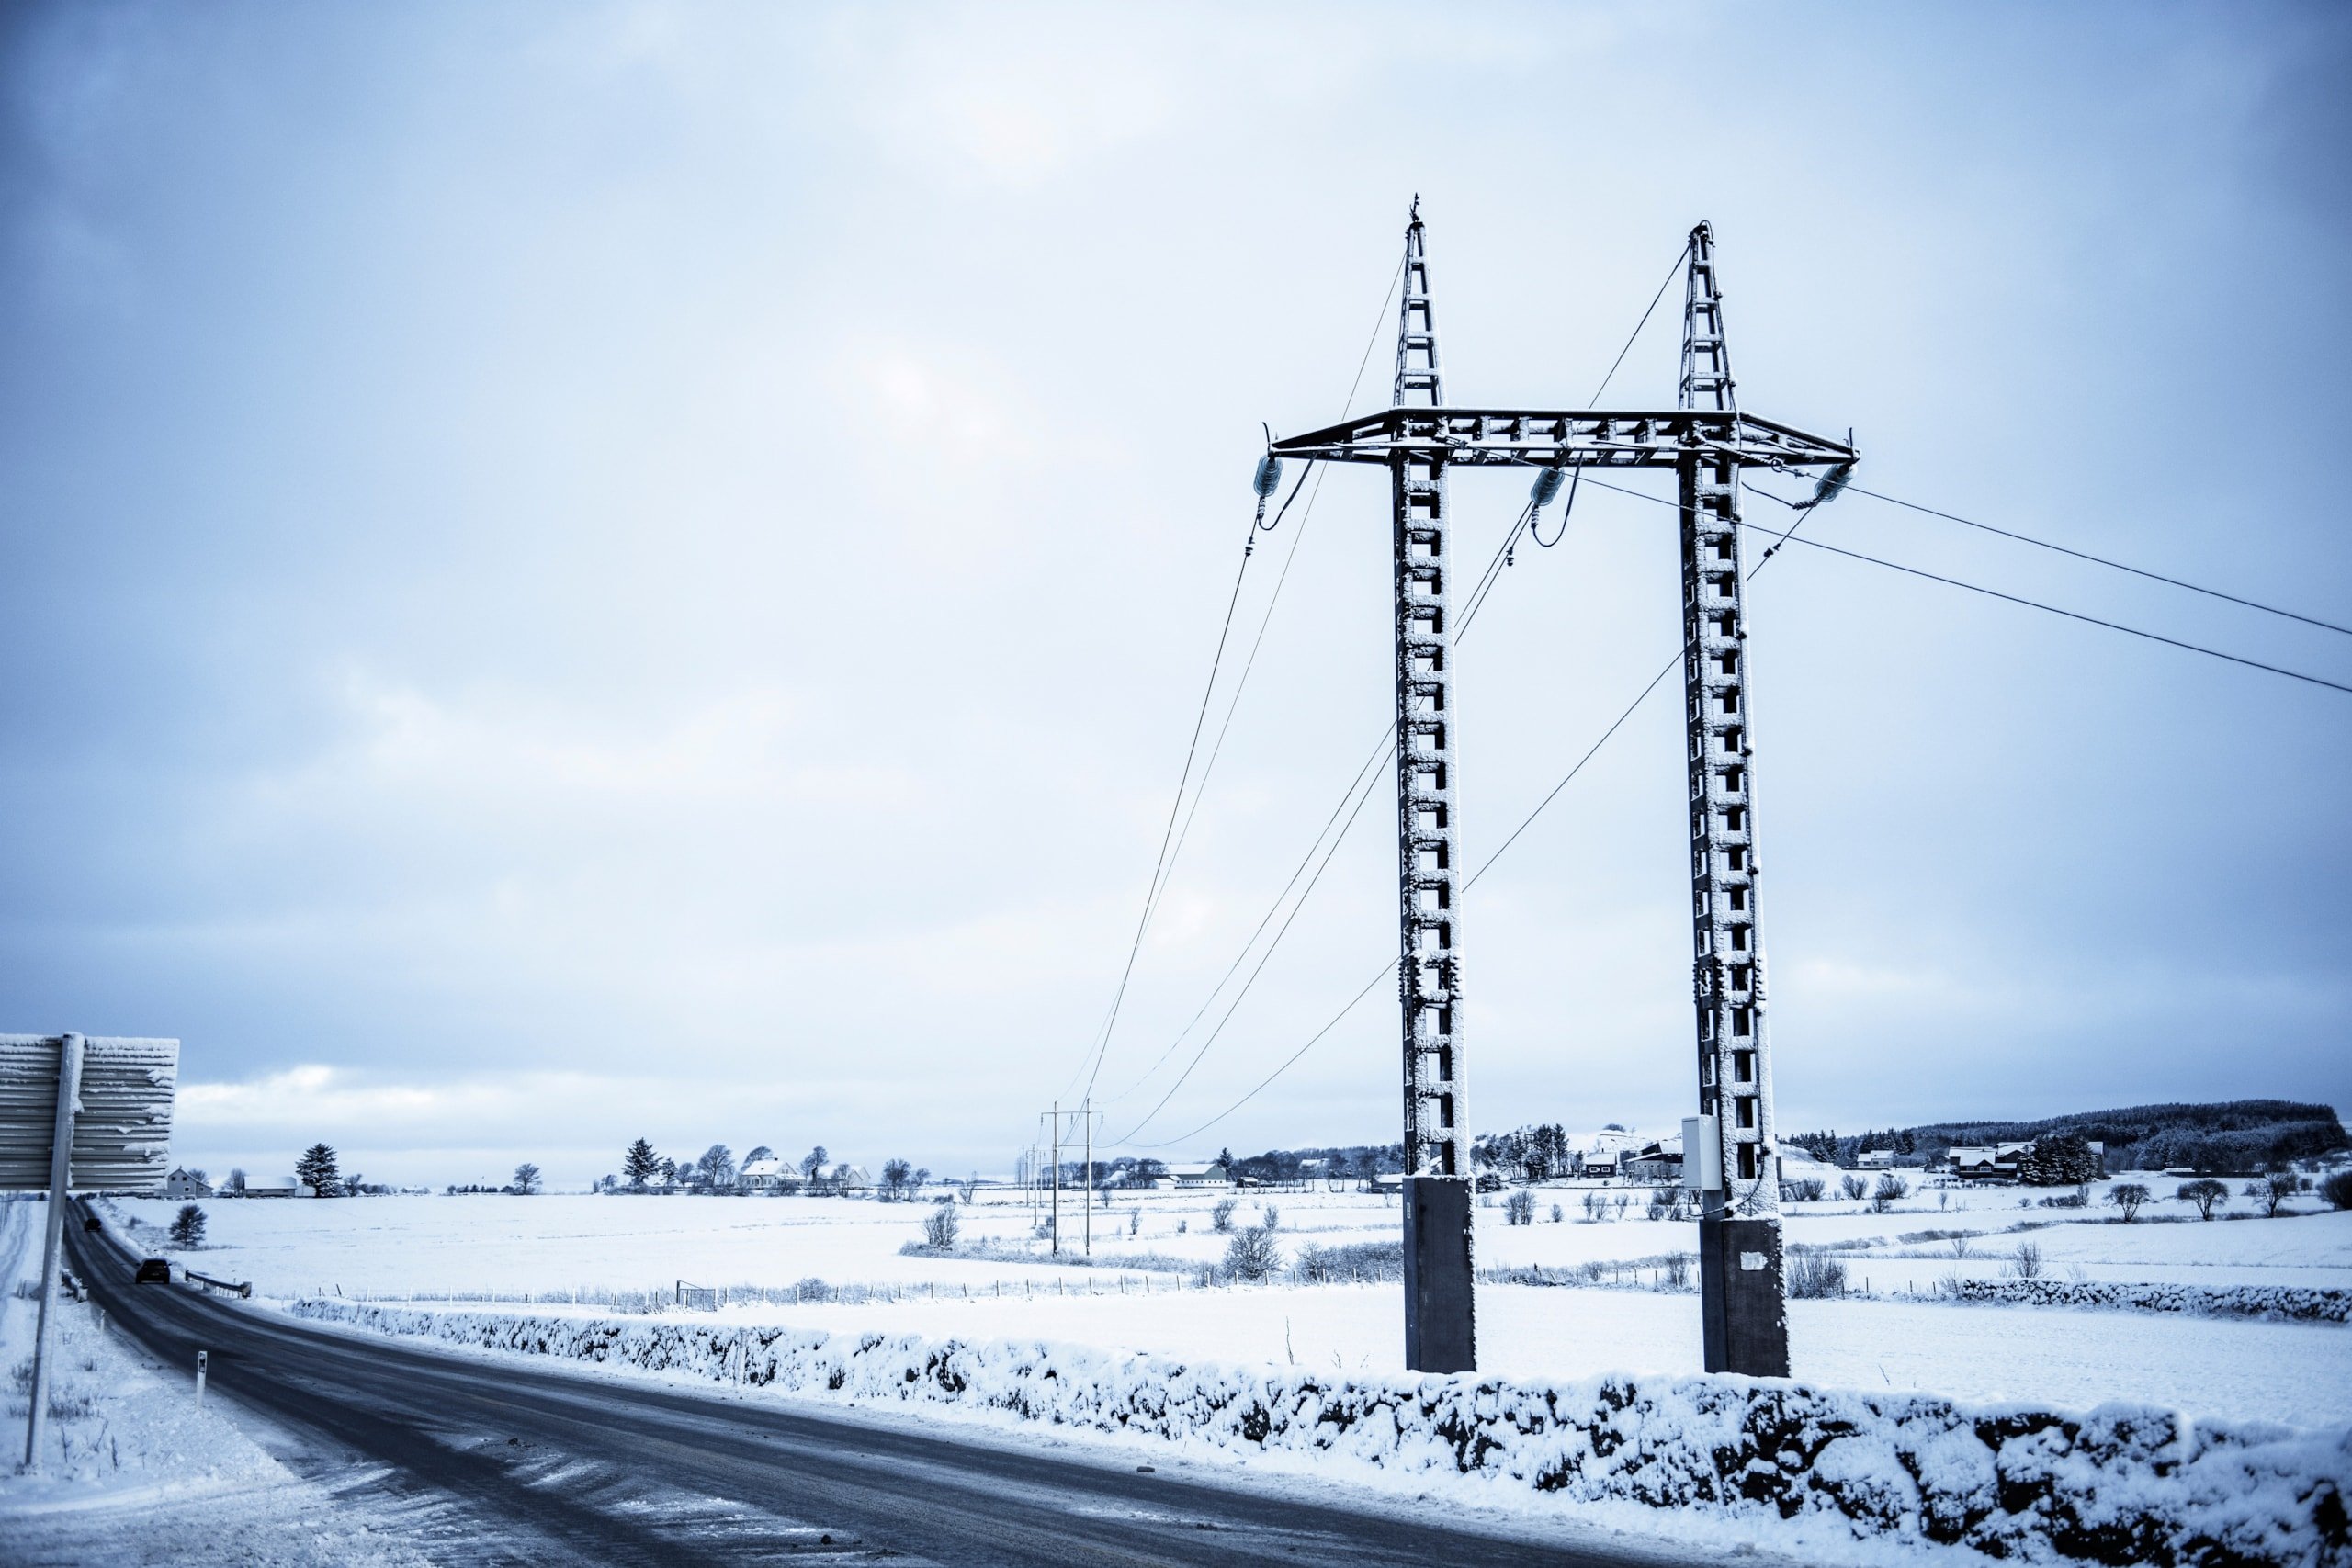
<box><xmin>289</xmin><ymin>1298</ymin><xmax>2348</xmax><ymax>1567</ymax></box>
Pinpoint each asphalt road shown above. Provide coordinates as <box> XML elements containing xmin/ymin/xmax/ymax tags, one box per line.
<box><xmin>67</xmin><ymin>1216</ymin><xmax>1648</xmax><ymax>1568</ymax></box>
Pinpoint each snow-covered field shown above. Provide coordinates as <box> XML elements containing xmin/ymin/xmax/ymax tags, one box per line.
<box><xmin>107</xmin><ymin>1176</ymin><xmax>2352</xmax><ymax>1429</ymax></box>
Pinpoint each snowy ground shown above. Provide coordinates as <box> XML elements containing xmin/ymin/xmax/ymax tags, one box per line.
<box><xmin>0</xmin><ymin>1194</ymin><xmax>431</xmax><ymax>1565</ymax></box>
<box><xmin>107</xmin><ymin>1174</ymin><xmax>2352</xmax><ymax>1431</ymax></box>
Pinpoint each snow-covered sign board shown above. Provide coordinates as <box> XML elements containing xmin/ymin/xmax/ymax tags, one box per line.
<box><xmin>0</xmin><ymin>1034</ymin><xmax>179</xmax><ymax>1193</ymax></box>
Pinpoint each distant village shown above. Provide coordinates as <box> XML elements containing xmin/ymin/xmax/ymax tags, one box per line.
<box><xmin>153</xmin><ymin>1122</ymin><xmax>2123</xmax><ymax>1204</ymax></box>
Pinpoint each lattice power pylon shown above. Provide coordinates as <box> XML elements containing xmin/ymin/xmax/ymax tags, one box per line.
<box><xmin>1268</xmin><ymin>209</ymin><xmax>1856</xmax><ymax>1376</ymax></box>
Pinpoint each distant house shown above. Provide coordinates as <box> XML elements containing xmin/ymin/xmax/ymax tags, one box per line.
<box><xmin>1948</xmin><ymin>1143</ymin><xmax>2033</xmax><ymax>1181</ymax></box>
<box><xmin>163</xmin><ymin>1168</ymin><xmax>212</xmax><ymax>1201</ymax></box>
<box><xmin>242</xmin><ymin>1178</ymin><xmax>300</xmax><ymax>1199</ymax></box>
<box><xmin>1622</xmin><ymin>1136</ymin><xmax>1683</xmax><ymax>1183</ymax></box>
<box><xmin>1856</xmin><ymin>1148</ymin><xmax>1897</xmax><ymax>1170</ymax></box>
<box><xmin>1577</xmin><ymin>1128</ymin><xmax>1641</xmax><ymax>1178</ymax></box>
<box><xmin>736</xmin><ymin>1156</ymin><xmax>796</xmax><ymax>1194</ymax></box>
<box><xmin>1169</xmin><ymin>1160</ymin><xmax>1231</xmax><ymax>1189</ymax></box>
<box><xmin>832</xmin><ymin>1165</ymin><xmax>874</xmax><ymax>1195</ymax></box>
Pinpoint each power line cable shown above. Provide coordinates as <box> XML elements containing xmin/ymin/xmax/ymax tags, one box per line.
<box><xmin>1062</xmin><ymin>524</ymin><xmax>1256</xmax><ymax>1100</ymax></box>
<box><xmin>1591</xmin><ymin>469</ymin><xmax>2352</xmax><ymax>695</ymax></box>
<box><xmin>1141</xmin><ymin>464</ymin><xmax>2352</xmax><ymax>1143</ymax></box>
<box><xmin>1737</xmin><ymin>519</ymin><xmax>2352</xmax><ymax>696</ymax></box>
<box><xmin>1110</xmin><ymin>481</ymin><xmax>1612</xmax><ymax>1142</ymax></box>
<box><xmin>1838</xmin><ymin>483</ymin><xmax>2352</xmax><ymax>638</ymax></box>
<box><xmin>1589</xmin><ymin>241</ymin><xmax>1693</xmax><ymax>406</ymax></box>
<box><xmin>1109</xmin><ymin>248</ymin><xmax>1704</xmax><ymax>1145</ymax></box>
<box><xmin>1074</xmin><ymin>251</ymin><xmax>1404</xmax><ymax>1102</ymax></box>
<box><xmin>1129</xmin><ymin>500</ymin><xmax>1843</xmax><ymax>1148</ymax></box>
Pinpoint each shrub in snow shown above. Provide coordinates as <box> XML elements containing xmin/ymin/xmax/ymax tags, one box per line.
<box><xmin>2178</xmin><ymin>1179</ymin><xmax>2232</xmax><ymax>1221</ymax></box>
<box><xmin>1784</xmin><ymin>1178</ymin><xmax>1826</xmax><ymax>1203</ymax></box>
<box><xmin>1260</xmin><ymin>1203</ymin><xmax>1279</xmax><ymax>1233</ymax></box>
<box><xmin>2109</xmin><ymin>1184</ymin><xmax>2152</xmax><ymax>1223</ymax></box>
<box><xmin>1210</xmin><ymin>1197</ymin><xmax>1237</xmax><ymax>1233</ymax></box>
<box><xmin>289</xmin><ymin>1299</ymin><xmax>2352</xmax><ymax>1568</ymax></box>
<box><xmin>1222</xmin><ymin>1225</ymin><xmax>1281</xmax><ymax>1283</ymax></box>
<box><xmin>1871</xmin><ymin>1175</ymin><xmax>1909</xmax><ymax>1213</ymax></box>
<box><xmin>1551</xmin><ymin>1203</ymin><xmax>1564</xmax><ymax>1224</ymax></box>
<box><xmin>2323</xmin><ymin>1171</ymin><xmax>2352</xmax><ymax>1213</ymax></box>
<box><xmin>1841</xmin><ymin>1174</ymin><xmax>1870</xmax><ymax>1202</ymax></box>
<box><xmin>1788</xmin><ymin>1247</ymin><xmax>1848</xmax><ymax>1299</ymax></box>
<box><xmin>1504</xmin><ymin>1190</ymin><xmax>1535</xmax><ymax>1226</ymax></box>
<box><xmin>2010</xmin><ymin>1243</ymin><xmax>2043</xmax><ymax>1280</ymax></box>
<box><xmin>922</xmin><ymin>1200</ymin><xmax>959</xmax><ymax>1250</ymax></box>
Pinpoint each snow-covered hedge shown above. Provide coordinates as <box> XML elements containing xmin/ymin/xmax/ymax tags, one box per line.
<box><xmin>1943</xmin><ymin>1279</ymin><xmax>2351</xmax><ymax>1324</ymax></box>
<box><xmin>288</xmin><ymin>1299</ymin><xmax>2347</xmax><ymax>1566</ymax></box>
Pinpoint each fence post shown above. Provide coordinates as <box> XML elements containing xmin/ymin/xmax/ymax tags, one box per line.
<box><xmin>195</xmin><ymin>1350</ymin><xmax>208</xmax><ymax>1406</ymax></box>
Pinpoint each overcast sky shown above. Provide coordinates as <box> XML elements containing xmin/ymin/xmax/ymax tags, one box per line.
<box><xmin>4</xmin><ymin>2</ymin><xmax>2346</xmax><ymax>1187</ymax></box>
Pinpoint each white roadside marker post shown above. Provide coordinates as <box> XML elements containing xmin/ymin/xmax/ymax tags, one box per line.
<box><xmin>195</xmin><ymin>1350</ymin><xmax>207</xmax><ymax>1406</ymax></box>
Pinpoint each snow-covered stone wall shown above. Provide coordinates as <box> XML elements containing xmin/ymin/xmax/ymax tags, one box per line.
<box><xmin>288</xmin><ymin>1300</ymin><xmax>2348</xmax><ymax>1567</ymax></box>
<box><xmin>1941</xmin><ymin>1278</ymin><xmax>2351</xmax><ymax>1323</ymax></box>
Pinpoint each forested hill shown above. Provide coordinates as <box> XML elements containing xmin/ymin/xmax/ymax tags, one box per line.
<box><xmin>1789</xmin><ymin>1100</ymin><xmax>2347</xmax><ymax>1176</ymax></box>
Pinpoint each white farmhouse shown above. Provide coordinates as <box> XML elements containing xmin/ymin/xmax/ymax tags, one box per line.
<box><xmin>163</xmin><ymin>1168</ymin><xmax>212</xmax><ymax>1201</ymax></box>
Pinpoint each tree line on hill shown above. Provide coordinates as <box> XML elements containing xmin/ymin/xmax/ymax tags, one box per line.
<box><xmin>1787</xmin><ymin>1100</ymin><xmax>2346</xmax><ymax>1177</ymax></box>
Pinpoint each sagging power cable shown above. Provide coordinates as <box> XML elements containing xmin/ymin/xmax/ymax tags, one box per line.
<box><xmin>1839</xmin><ymin>483</ymin><xmax>2352</xmax><ymax>638</ymax></box>
<box><xmin>1073</xmin><ymin>248</ymin><xmax>1405</xmax><ymax>1103</ymax></box>
<box><xmin>1112</xmin><ymin>475</ymin><xmax>1610</xmax><ymax>1142</ymax></box>
<box><xmin>1111</xmin><ymin>247</ymin><xmax>1702</xmax><ymax>1145</ymax></box>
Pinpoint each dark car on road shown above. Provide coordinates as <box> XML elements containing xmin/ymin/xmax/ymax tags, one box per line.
<box><xmin>134</xmin><ymin>1258</ymin><xmax>172</xmax><ymax>1283</ymax></box>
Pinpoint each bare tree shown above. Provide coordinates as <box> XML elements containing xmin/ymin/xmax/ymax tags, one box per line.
<box><xmin>2109</xmin><ymin>1182</ymin><xmax>2151</xmax><ymax>1222</ymax></box>
<box><xmin>511</xmin><ymin>1162</ymin><xmax>543</xmax><ymax>1195</ymax></box>
<box><xmin>2245</xmin><ymin>1174</ymin><xmax>2291</xmax><ymax>1218</ymax></box>
<box><xmin>2177</xmin><ymin>1179</ymin><xmax>2229</xmax><ymax>1220</ymax></box>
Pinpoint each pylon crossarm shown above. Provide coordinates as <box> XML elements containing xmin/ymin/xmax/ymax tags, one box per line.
<box><xmin>1270</xmin><ymin>409</ymin><xmax>1855</xmax><ymax>470</ymax></box>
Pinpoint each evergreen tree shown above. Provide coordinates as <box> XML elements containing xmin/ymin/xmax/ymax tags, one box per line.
<box><xmin>2017</xmin><ymin>1133</ymin><xmax>2098</xmax><ymax>1187</ymax></box>
<box><xmin>623</xmin><ymin>1138</ymin><xmax>661</xmax><ymax>1188</ymax></box>
<box><xmin>168</xmin><ymin>1203</ymin><xmax>207</xmax><ymax>1247</ymax></box>
<box><xmin>295</xmin><ymin>1143</ymin><xmax>341</xmax><ymax>1197</ymax></box>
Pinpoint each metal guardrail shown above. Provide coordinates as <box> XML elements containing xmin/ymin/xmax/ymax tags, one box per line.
<box><xmin>184</xmin><ymin>1269</ymin><xmax>253</xmax><ymax>1299</ymax></box>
